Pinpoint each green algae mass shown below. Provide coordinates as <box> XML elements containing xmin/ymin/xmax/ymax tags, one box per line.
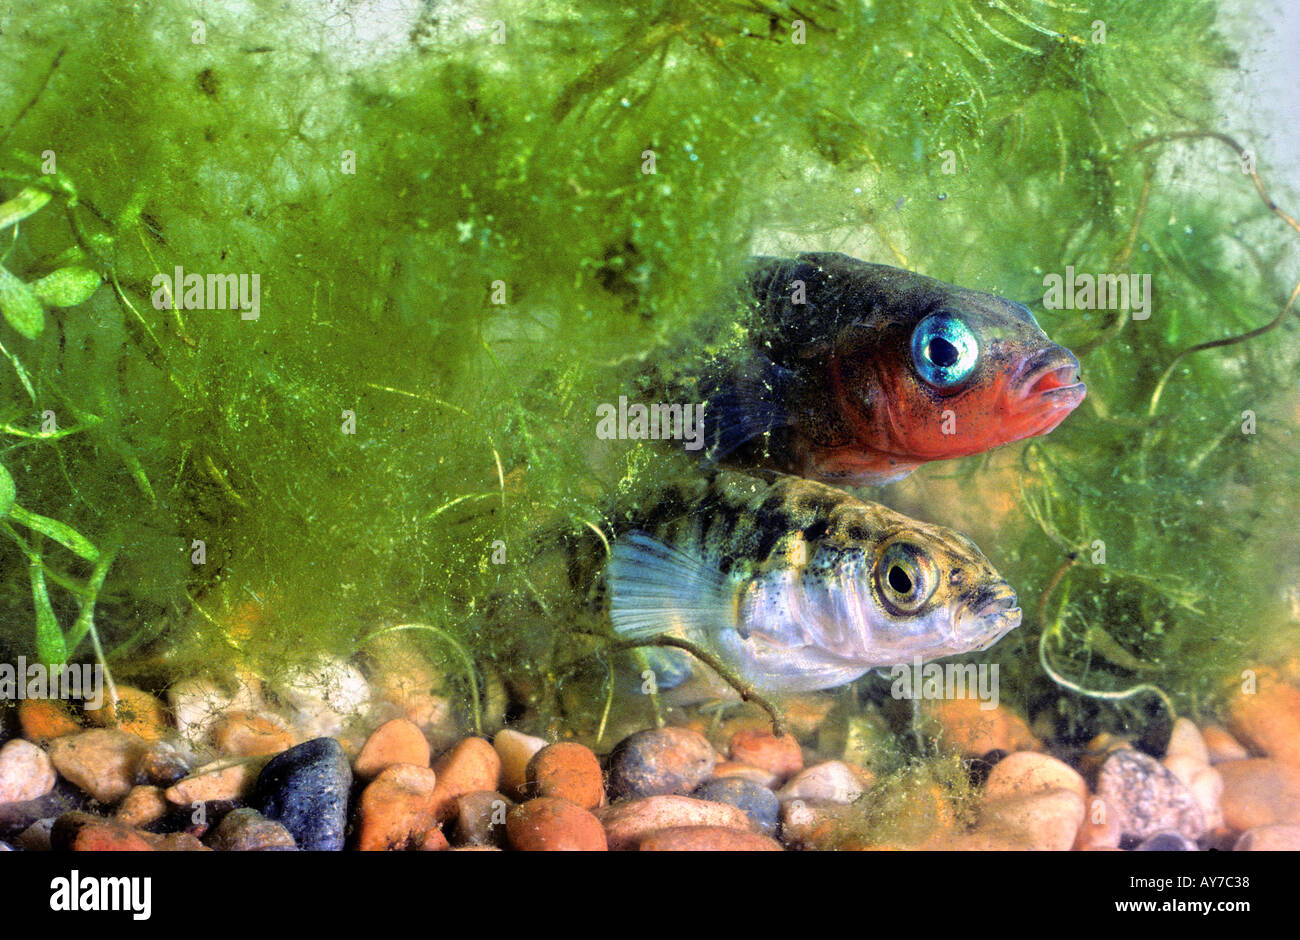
<box><xmin>0</xmin><ymin>1</ymin><xmax>1295</xmax><ymax>746</ymax></box>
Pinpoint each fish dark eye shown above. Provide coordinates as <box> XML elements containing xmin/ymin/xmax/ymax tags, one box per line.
<box><xmin>887</xmin><ymin>564</ymin><xmax>913</xmax><ymax>594</ymax></box>
<box><xmin>911</xmin><ymin>314</ymin><xmax>979</xmax><ymax>389</ymax></box>
<box><xmin>928</xmin><ymin>336</ymin><xmax>960</xmax><ymax>367</ymax></box>
<box><xmin>876</xmin><ymin>541</ymin><xmax>938</xmax><ymax>614</ymax></box>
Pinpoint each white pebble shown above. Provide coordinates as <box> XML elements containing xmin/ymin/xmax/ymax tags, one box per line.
<box><xmin>776</xmin><ymin>761</ymin><xmax>867</xmax><ymax>804</ymax></box>
<box><xmin>0</xmin><ymin>739</ymin><xmax>57</xmax><ymax>803</ymax></box>
<box><xmin>271</xmin><ymin>654</ymin><xmax>371</xmax><ymax>739</ymax></box>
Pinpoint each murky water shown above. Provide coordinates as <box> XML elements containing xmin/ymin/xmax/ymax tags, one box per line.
<box><xmin>0</xmin><ymin>0</ymin><xmax>1296</xmax><ymax>853</ymax></box>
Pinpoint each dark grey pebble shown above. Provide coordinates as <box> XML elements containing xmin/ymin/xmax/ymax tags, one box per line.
<box><xmin>0</xmin><ymin>785</ymin><xmax>81</xmax><ymax>840</ymax></box>
<box><xmin>606</xmin><ymin>727</ymin><xmax>715</xmax><ymax>800</ymax></box>
<box><xmin>253</xmin><ymin>738</ymin><xmax>351</xmax><ymax>851</ymax></box>
<box><xmin>693</xmin><ymin>778</ymin><xmax>779</xmax><ymax>835</ymax></box>
<box><xmin>1136</xmin><ymin>830</ymin><xmax>1198</xmax><ymax>851</ymax></box>
<box><xmin>16</xmin><ymin>817</ymin><xmax>55</xmax><ymax>851</ymax></box>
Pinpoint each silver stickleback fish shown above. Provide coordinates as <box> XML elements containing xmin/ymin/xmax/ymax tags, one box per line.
<box><xmin>594</xmin><ymin>469</ymin><xmax>1021</xmax><ymax>700</ymax></box>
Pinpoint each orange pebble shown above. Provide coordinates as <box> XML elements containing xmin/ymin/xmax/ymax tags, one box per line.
<box><xmin>507</xmin><ymin>797</ymin><xmax>607</xmax><ymax>851</ymax></box>
<box><xmin>18</xmin><ymin>699</ymin><xmax>82</xmax><ymax>742</ymax></box>
<box><xmin>85</xmin><ymin>686</ymin><xmax>170</xmax><ymax>743</ymax></box>
<box><xmin>526</xmin><ymin>742</ymin><xmax>605</xmax><ymax>809</ymax></box>
<box><xmin>355</xmin><ymin>763</ymin><xmax>440</xmax><ymax>851</ymax></box>
<box><xmin>354</xmin><ymin>717</ymin><xmax>431</xmax><ymax>779</ymax></box>
<box><xmin>728</xmin><ymin>729</ymin><xmax>804</xmax><ymax>782</ymax></box>
<box><xmin>431</xmin><ymin>737</ymin><xmax>502</xmax><ymax>822</ymax></box>
<box><xmin>638</xmin><ymin>825</ymin><xmax>783</xmax><ymax>851</ymax></box>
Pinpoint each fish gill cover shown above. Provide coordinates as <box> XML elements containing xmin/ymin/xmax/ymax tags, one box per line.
<box><xmin>0</xmin><ymin>0</ymin><xmax>1295</xmax><ymax>747</ymax></box>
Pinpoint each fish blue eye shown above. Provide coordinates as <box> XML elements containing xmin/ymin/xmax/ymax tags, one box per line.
<box><xmin>911</xmin><ymin>314</ymin><xmax>979</xmax><ymax>388</ymax></box>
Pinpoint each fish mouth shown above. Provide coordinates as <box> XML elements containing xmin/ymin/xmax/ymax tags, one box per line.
<box><xmin>960</xmin><ymin>582</ymin><xmax>1022</xmax><ymax>652</ymax></box>
<box><xmin>1014</xmin><ymin>347</ymin><xmax>1087</xmax><ymax>409</ymax></box>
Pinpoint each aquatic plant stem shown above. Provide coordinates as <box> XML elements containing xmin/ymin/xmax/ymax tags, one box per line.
<box><xmin>1132</xmin><ymin>130</ymin><xmax>1300</xmax><ymax>236</ymax></box>
<box><xmin>1147</xmin><ymin>279</ymin><xmax>1300</xmax><ymax>418</ymax></box>
<box><xmin>1039</xmin><ymin>628</ymin><xmax>1175</xmax><ymax>721</ymax></box>
<box><xmin>1124</xmin><ymin>130</ymin><xmax>1300</xmax><ymax>418</ymax></box>
<box><xmin>603</xmin><ymin>635</ymin><xmax>787</xmax><ymax>736</ymax></box>
<box><xmin>595</xmin><ymin>655</ymin><xmax>616</xmax><ymax>747</ymax></box>
<box><xmin>1035</xmin><ymin>555</ymin><xmax>1176</xmax><ymax>723</ymax></box>
<box><xmin>64</xmin><ymin>544</ymin><xmax>118</xmax><ymax>652</ymax></box>
<box><xmin>632</xmin><ymin>646</ymin><xmax>667</xmax><ymax>729</ymax></box>
<box><xmin>361</xmin><ymin>623</ymin><xmax>483</xmax><ymax>736</ymax></box>
<box><xmin>0</xmin><ymin>47</ymin><xmax>65</xmax><ymax>148</ymax></box>
<box><xmin>84</xmin><ymin>606</ymin><xmax>119</xmax><ymax>718</ymax></box>
<box><xmin>1074</xmin><ymin>163</ymin><xmax>1154</xmax><ymax>357</ymax></box>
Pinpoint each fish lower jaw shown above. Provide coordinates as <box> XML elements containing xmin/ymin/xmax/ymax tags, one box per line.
<box><xmin>999</xmin><ymin>387</ymin><xmax>1086</xmax><ymax>441</ymax></box>
<box><xmin>1030</xmin><ymin>383</ymin><xmax>1087</xmax><ymax>410</ymax></box>
<box><xmin>956</xmin><ymin>609</ymin><xmax>1022</xmax><ymax>653</ymax></box>
<box><xmin>802</xmin><ymin>448</ymin><xmax>921</xmax><ymax>485</ymax></box>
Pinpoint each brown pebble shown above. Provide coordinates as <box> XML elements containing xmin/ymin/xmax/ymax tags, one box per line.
<box><xmin>1187</xmin><ymin>764</ymin><xmax>1225</xmax><ymax>832</ymax></box>
<box><xmin>711</xmin><ymin>761</ymin><xmax>779</xmax><ymax>789</ymax></box>
<box><xmin>729</xmin><ymin>729</ymin><xmax>804</xmax><ymax>782</ymax></box>
<box><xmin>138</xmin><ymin>831</ymin><xmax>210</xmax><ymax>851</ymax></box>
<box><xmin>114</xmin><ymin>785</ymin><xmax>169</xmax><ymax>828</ymax></box>
<box><xmin>355</xmin><ymin>763</ymin><xmax>440</xmax><ymax>851</ymax></box>
<box><xmin>354</xmin><ymin>717</ymin><xmax>431</xmax><ymax>780</ymax></box>
<box><xmin>17</xmin><ymin>819</ymin><xmax>55</xmax><ymax>852</ymax></box>
<box><xmin>85</xmin><ymin>686</ymin><xmax>170</xmax><ymax>742</ymax></box>
<box><xmin>527</xmin><ymin>742</ymin><xmax>604</xmax><ymax>809</ymax></box>
<box><xmin>213</xmin><ymin>710</ymin><xmax>297</xmax><ymax>758</ymax></box>
<box><xmin>506</xmin><ymin>797</ymin><xmax>607</xmax><ymax>851</ymax></box>
<box><xmin>164</xmin><ymin>756</ymin><xmax>269</xmax><ymax>805</ymax></box>
<box><xmin>1217</xmin><ymin>758</ymin><xmax>1300</xmax><ymax>831</ymax></box>
<box><xmin>48</xmin><ymin>729</ymin><xmax>149</xmax><ymax>804</ymax></box>
<box><xmin>453</xmin><ymin>790</ymin><xmax>514</xmax><ymax>846</ymax></box>
<box><xmin>596</xmin><ymin>795</ymin><xmax>753</xmax><ymax>851</ymax></box>
<box><xmin>1162</xmin><ymin>753</ymin><xmax>1204</xmax><ymax>787</ymax></box>
<box><xmin>431</xmin><ymin>737</ymin><xmax>502</xmax><ymax>822</ymax></box>
<box><xmin>137</xmin><ymin>741</ymin><xmax>191</xmax><ymax>786</ymax></box>
<box><xmin>888</xmin><ymin>782</ymin><xmax>960</xmax><ymax>847</ymax></box>
<box><xmin>209</xmin><ymin>808</ymin><xmax>297</xmax><ymax>851</ymax></box>
<box><xmin>638</xmin><ymin>825</ymin><xmax>783</xmax><ymax>851</ymax></box>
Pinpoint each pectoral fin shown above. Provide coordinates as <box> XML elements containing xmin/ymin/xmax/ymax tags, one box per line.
<box><xmin>607</xmin><ymin>530</ymin><xmax>735</xmax><ymax>641</ymax></box>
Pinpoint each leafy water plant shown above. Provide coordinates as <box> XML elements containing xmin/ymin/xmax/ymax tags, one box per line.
<box><xmin>0</xmin><ymin>0</ymin><xmax>1294</xmax><ymax>747</ymax></box>
<box><xmin>0</xmin><ymin>180</ymin><xmax>119</xmax><ymax>692</ymax></box>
